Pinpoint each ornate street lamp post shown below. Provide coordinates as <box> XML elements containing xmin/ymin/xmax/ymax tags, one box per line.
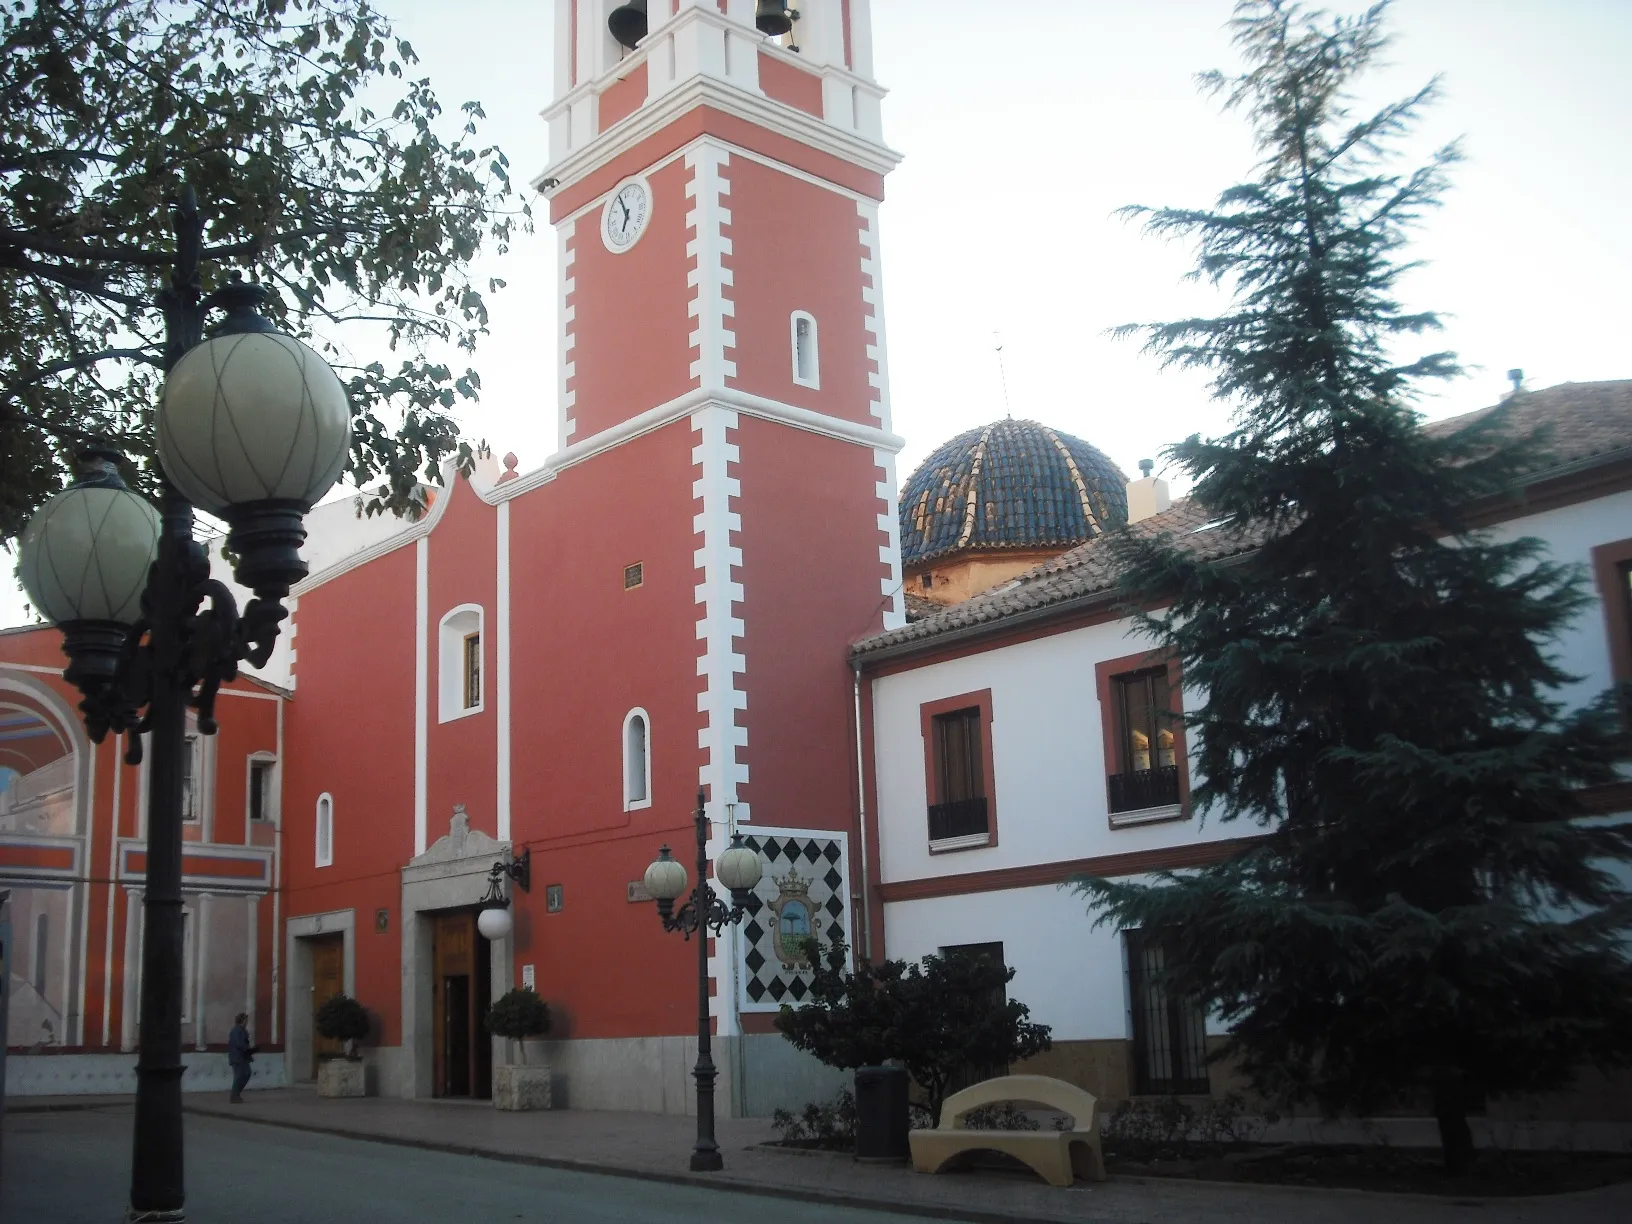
<box><xmin>642</xmin><ymin>791</ymin><xmax>763</xmax><ymax>1171</ymax></box>
<box><xmin>16</xmin><ymin>190</ymin><xmax>350</xmax><ymax>1223</ymax></box>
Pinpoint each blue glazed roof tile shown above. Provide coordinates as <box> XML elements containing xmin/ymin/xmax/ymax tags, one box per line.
<box><xmin>898</xmin><ymin>418</ymin><xmax>1128</xmax><ymax>567</ymax></box>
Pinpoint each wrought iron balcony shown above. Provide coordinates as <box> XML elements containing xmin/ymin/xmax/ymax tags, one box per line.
<box><xmin>1108</xmin><ymin>764</ymin><xmax>1181</xmax><ymax>814</ymax></box>
<box><xmin>927</xmin><ymin>796</ymin><xmax>989</xmax><ymax>842</ymax></box>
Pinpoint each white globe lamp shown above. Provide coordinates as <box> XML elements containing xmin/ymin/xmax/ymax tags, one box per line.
<box><xmin>17</xmin><ymin>451</ymin><xmax>161</xmax><ymax>692</ymax></box>
<box><xmin>157</xmin><ymin>281</ymin><xmax>350</xmax><ymax>598</ymax></box>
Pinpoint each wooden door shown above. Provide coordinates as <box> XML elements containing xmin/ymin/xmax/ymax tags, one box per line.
<box><xmin>432</xmin><ymin>912</ymin><xmax>474</xmax><ymax>1097</ymax></box>
<box><xmin>310</xmin><ymin>934</ymin><xmax>345</xmax><ymax>1075</ymax></box>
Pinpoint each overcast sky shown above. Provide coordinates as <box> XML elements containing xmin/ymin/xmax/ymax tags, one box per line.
<box><xmin>5</xmin><ymin>0</ymin><xmax>1630</xmax><ymax>627</ymax></box>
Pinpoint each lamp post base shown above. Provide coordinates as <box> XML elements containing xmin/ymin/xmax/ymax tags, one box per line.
<box><xmin>689</xmin><ymin>1147</ymin><xmax>724</xmax><ymax>1173</ymax></box>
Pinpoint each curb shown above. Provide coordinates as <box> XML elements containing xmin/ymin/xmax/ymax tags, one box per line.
<box><xmin>181</xmin><ymin>1103</ymin><xmax>1091</xmax><ymax>1224</ymax></box>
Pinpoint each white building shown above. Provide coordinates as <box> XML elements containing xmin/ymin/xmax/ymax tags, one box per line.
<box><xmin>855</xmin><ymin>382</ymin><xmax>1632</xmax><ymax>1112</ymax></box>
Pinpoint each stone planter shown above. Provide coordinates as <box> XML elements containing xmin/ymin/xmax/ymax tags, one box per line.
<box><xmin>492</xmin><ymin>1062</ymin><xmax>552</xmax><ymax>1111</ymax></box>
<box><xmin>317</xmin><ymin>1057</ymin><xmax>366</xmax><ymax>1098</ymax></box>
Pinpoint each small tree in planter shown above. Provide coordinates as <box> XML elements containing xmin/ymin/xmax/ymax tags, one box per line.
<box><xmin>486</xmin><ymin>988</ymin><xmax>550</xmax><ymax>1063</ymax></box>
<box><xmin>315</xmin><ymin>993</ymin><xmax>370</xmax><ymax>1059</ymax></box>
<box><xmin>313</xmin><ymin>993</ymin><xmax>370</xmax><ymax>1098</ymax></box>
<box><xmin>485</xmin><ymin>987</ymin><xmax>553</xmax><ymax>1111</ymax></box>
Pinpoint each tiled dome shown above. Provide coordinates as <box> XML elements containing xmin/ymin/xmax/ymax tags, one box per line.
<box><xmin>899</xmin><ymin>419</ymin><xmax>1128</xmax><ymax>567</ymax></box>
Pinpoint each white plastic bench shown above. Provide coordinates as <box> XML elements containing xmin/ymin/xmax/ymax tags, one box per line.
<box><xmin>908</xmin><ymin>1074</ymin><xmax>1106</xmax><ymax>1187</ymax></box>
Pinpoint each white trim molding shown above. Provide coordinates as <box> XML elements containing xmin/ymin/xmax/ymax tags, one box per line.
<box><xmin>874</xmin><ymin>447</ymin><xmax>906</xmax><ymax>631</ymax></box>
<box><xmin>538</xmin><ymin>20</ymin><xmax>899</xmax><ymax>195</ymax></box>
<box><xmin>857</xmin><ymin>200</ymin><xmax>892</xmax><ymax>431</ymax></box>
<box><xmin>685</xmin><ymin>142</ymin><xmax>735</xmax><ymax>390</ymax></box>
<box><xmin>692</xmin><ymin>403</ymin><xmax>749</xmax><ymax>814</ymax></box>
<box><xmin>560</xmin><ymin>221</ymin><xmax>577</xmax><ymax>447</ymax></box>
<box><xmin>413</xmin><ymin>536</ymin><xmax>429</xmax><ymax>855</ymax></box>
<box><xmin>496</xmin><ymin>501</ymin><xmax>512</xmax><ymax>842</ymax></box>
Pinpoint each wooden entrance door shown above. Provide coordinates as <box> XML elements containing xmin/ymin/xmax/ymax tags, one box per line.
<box><xmin>431</xmin><ymin>911</ymin><xmax>491</xmax><ymax>1097</ymax></box>
<box><xmin>309</xmin><ymin>934</ymin><xmax>345</xmax><ymax>1076</ymax></box>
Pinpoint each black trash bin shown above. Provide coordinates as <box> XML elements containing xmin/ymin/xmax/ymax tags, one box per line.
<box><xmin>853</xmin><ymin>1065</ymin><xmax>910</xmax><ymax>1162</ymax></box>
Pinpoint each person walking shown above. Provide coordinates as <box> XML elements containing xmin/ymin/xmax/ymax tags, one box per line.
<box><xmin>227</xmin><ymin>1012</ymin><xmax>255</xmax><ymax>1103</ymax></box>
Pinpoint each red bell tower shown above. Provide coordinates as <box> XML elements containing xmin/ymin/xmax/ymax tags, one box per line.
<box><xmin>518</xmin><ymin>0</ymin><xmax>903</xmax><ymax>1039</ymax></box>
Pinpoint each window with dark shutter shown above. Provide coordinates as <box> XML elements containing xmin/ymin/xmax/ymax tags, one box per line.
<box><xmin>929</xmin><ymin>706</ymin><xmax>988</xmax><ymax>841</ymax></box>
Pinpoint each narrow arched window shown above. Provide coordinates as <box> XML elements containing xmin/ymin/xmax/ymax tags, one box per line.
<box><xmin>623</xmin><ymin>708</ymin><xmax>651</xmax><ymax>811</ymax></box>
<box><xmin>790</xmin><ymin>311</ymin><xmax>819</xmax><ymax>389</ymax></box>
<box><xmin>315</xmin><ymin>793</ymin><xmax>334</xmax><ymax>867</ymax></box>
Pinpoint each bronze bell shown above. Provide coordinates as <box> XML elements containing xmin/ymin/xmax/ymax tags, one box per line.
<box><xmin>608</xmin><ymin>0</ymin><xmax>648</xmax><ymax>50</ymax></box>
<box><xmin>755</xmin><ymin>2</ymin><xmax>793</xmax><ymax>38</ymax></box>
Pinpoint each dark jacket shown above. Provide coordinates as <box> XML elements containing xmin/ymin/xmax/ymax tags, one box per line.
<box><xmin>227</xmin><ymin>1025</ymin><xmax>254</xmax><ymax>1067</ymax></box>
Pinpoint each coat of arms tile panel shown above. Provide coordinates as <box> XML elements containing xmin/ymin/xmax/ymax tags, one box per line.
<box><xmin>733</xmin><ymin>828</ymin><xmax>849</xmax><ymax>1013</ymax></box>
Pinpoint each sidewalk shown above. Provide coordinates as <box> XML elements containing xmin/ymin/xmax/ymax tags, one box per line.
<box><xmin>11</xmin><ymin>1089</ymin><xmax>1627</xmax><ymax>1223</ymax></box>
<box><xmin>128</xmin><ymin>1089</ymin><xmax>1631</xmax><ymax>1224</ymax></box>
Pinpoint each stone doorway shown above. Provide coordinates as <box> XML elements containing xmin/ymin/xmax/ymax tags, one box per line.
<box><xmin>400</xmin><ymin>807</ymin><xmax>511</xmax><ymax>1099</ymax></box>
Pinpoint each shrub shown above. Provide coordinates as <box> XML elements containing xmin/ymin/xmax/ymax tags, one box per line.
<box><xmin>486</xmin><ymin>988</ymin><xmax>550</xmax><ymax>1063</ymax></box>
<box><xmin>771</xmin><ymin>1089</ymin><xmax>857</xmax><ymax>1149</ymax></box>
<box><xmin>1100</xmin><ymin>1092</ymin><xmax>1263</xmax><ymax>1160</ymax></box>
<box><xmin>775</xmin><ymin>936</ymin><xmax>1052</xmax><ymax>1125</ymax></box>
<box><xmin>314</xmin><ymin>994</ymin><xmax>370</xmax><ymax>1058</ymax></box>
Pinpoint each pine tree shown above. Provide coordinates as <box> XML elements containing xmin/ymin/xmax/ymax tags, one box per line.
<box><xmin>1073</xmin><ymin>0</ymin><xmax>1632</xmax><ymax>1172</ymax></box>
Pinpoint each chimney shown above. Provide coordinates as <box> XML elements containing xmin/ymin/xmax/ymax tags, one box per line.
<box><xmin>1504</xmin><ymin>368</ymin><xmax>1525</xmax><ymax>399</ymax></box>
<box><xmin>1126</xmin><ymin>459</ymin><xmax>1171</xmax><ymax>525</ymax></box>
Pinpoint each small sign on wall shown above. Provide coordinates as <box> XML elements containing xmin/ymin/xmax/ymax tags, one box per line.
<box><xmin>627</xmin><ymin>880</ymin><xmax>653</xmax><ymax>903</ymax></box>
<box><xmin>375</xmin><ymin>908</ymin><xmax>389</xmax><ymax>933</ymax></box>
<box><xmin>521</xmin><ymin>963</ymin><xmax>535</xmax><ymax>991</ymax></box>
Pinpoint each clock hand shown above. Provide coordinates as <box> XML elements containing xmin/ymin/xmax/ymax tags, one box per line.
<box><xmin>619</xmin><ymin>198</ymin><xmax>631</xmax><ymax>226</ymax></box>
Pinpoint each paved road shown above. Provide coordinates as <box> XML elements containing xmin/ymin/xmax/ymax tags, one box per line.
<box><xmin>2</xmin><ymin>1106</ymin><xmax>976</xmax><ymax>1224</ymax></box>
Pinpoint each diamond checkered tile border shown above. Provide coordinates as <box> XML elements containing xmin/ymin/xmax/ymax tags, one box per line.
<box><xmin>734</xmin><ymin>830</ymin><xmax>848</xmax><ymax>1012</ymax></box>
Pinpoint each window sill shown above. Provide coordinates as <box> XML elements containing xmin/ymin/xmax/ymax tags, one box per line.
<box><xmin>928</xmin><ymin>832</ymin><xmax>992</xmax><ymax>854</ymax></box>
<box><xmin>437</xmin><ymin>702</ymin><xmax>485</xmax><ymax>725</ymax></box>
<box><xmin>1108</xmin><ymin>803</ymin><xmax>1184</xmax><ymax>829</ymax></box>
<box><xmin>624</xmin><ymin>798</ymin><xmax>652</xmax><ymax>812</ymax></box>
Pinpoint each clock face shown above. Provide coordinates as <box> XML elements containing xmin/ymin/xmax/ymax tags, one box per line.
<box><xmin>602</xmin><ymin>179</ymin><xmax>650</xmax><ymax>253</ymax></box>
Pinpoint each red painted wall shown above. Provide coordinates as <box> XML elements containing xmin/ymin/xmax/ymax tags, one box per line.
<box><xmin>725</xmin><ymin>156</ymin><xmax>875</xmax><ymax>425</ymax></box>
<box><xmin>733</xmin><ymin>416</ymin><xmax>889</xmax><ymax>832</ymax></box>
<box><xmin>758</xmin><ymin>52</ymin><xmax>824</xmax><ymax>118</ymax></box>
<box><xmin>425</xmin><ymin>478</ymin><xmax>499</xmax><ymax>837</ymax></box>
<box><xmin>568</xmin><ymin>158</ymin><xmax>697</xmax><ymax>439</ymax></box>
<box><xmin>279</xmin><ymin>544</ymin><xmax>417</xmax><ymax>1043</ymax></box>
<box><xmin>505</xmin><ymin>423</ymin><xmax>702</xmax><ymax>1037</ymax></box>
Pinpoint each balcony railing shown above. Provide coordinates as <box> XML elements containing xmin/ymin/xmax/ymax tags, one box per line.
<box><xmin>1108</xmin><ymin>765</ymin><xmax>1181</xmax><ymax>814</ymax></box>
<box><xmin>927</xmin><ymin>796</ymin><xmax>989</xmax><ymax>842</ymax></box>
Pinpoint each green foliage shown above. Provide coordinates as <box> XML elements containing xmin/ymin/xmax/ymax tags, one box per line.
<box><xmin>1073</xmin><ymin>0</ymin><xmax>1632</xmax><ymax>1173</ymax></box>
<box><xmin>313</xmin><ymin>993</ymin><xmax>369</xmax><ymax>1048</ymax></box>
<box><xmin>1100</xmin><ymin>1094</ymin><xmax>1263</xmax><ymax>1160</ymax></box>
<box><xmin>484</xmin><ymin>987</ymin><xmax>550</xmax><ymax>1040</ymax></box>
<box><xmin>770</xmin><ymin>1088</ymin><xmax>858</xmax><ymax>1149</ymax></box>
<box><xmin>0</xmin><ymin>0</ymin><xmax>527</xmax><ymax>540</ymax></box>
<box><xmin>774</xmin><ymin>937</ymin><xmax>1052</xmax><ymax>1125</ymax></box>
